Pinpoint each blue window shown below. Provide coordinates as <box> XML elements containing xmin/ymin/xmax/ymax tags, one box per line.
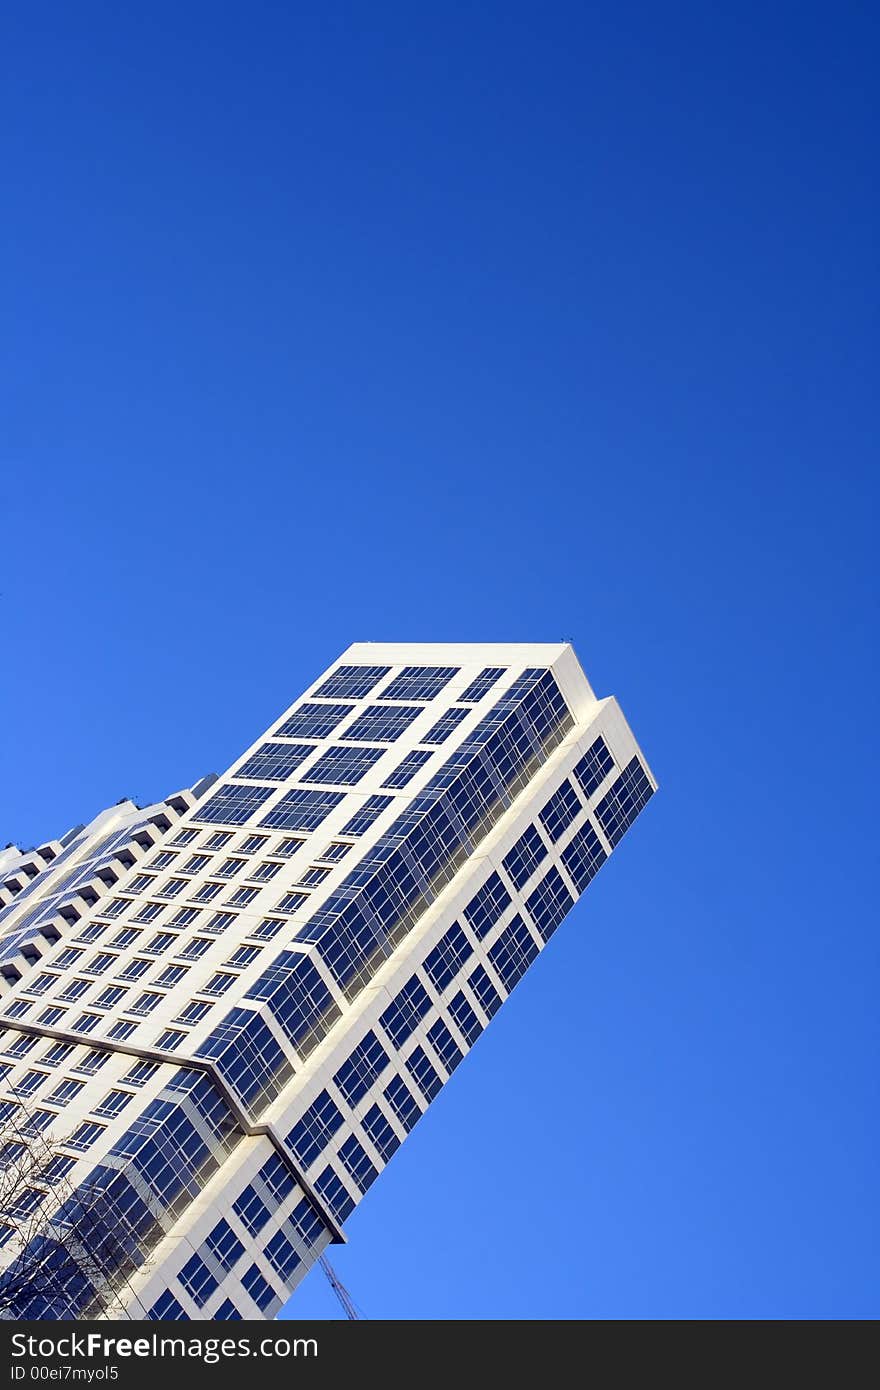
<box><xmin>463</xmin><ymin>872</ymin><xmax>511</xmax><ymax>939</ymax></box>
<box><xmin>242</xmin><ymin>1263</ymin><xmax>278</xmax><ymax>1314</ymax></box>
<box><xmin>94</xmin><ymin>1090</ymin><xmax>133</xmax><ymax>1119</ymax></box>
<box><xmin>340</xmin><ymin>795</ymin><xmax>393</xmax><ymax>836</ymax></box>
<box><xmin>449</xmin><ymin>991</ymin><xmax>482</xmax><ymax>1046</ymax></box>
<box><xmin>468</xmin><ymin>963</ymin><xmax>502</xmax><ymax>1019</ymax></box>
<box><xmin>245</xmin><ymin>952</ymin><xmax>340</xmax><ymax>1059</ymax></box>
<box><xmin>178</xmin><ymin>1253</ymin><xmax>218</xmax><ymax>1307</ymax></box>
<box><xmin>573</xmin><ymin>736</ymin><xmax>615</xmax><ymax>799</ymax></box>
<box><xmin>250</xmin><ymin>917</ymin><xmax>284</xmax><ymax>941</ymax></box>
<box><xmin>123</xmin><ymin>1060</ymin><xmax>159</xmax><ymax>1086</ymax></box>
<box><xmin>66</xmin><ymin>1121</ymin><xmax>106</xmax><ymax>1151</ymax></box>
<box><xmin>196</xmin><ymin>1008</ymin><xmax>292</xmax><ymax>1110</ymax></box>
<box><xmin>275</xmin><ymin>891</ymin><xmax>309</xmax><ymax>914</ymax></box>
<box><xmin>380</xmin><ymin>667</ymin><xmax>459</xmax><ymax>702</ymax></box>
<box><xmin>260</xmin><ymin>788</ymin><xmax>345</xmax><ymax>831</ymax></box>
<box><xmin>193</xmin><ymin>782</ymin><xmax>274</xmax><ymax>826</ymax></box>
<box><xmin>538</xmin><ymin>780</ymin><xmax>582</xmax><ymax>843</ymax></box>
<box><xmin>333</xmin><ymin>1030</ymin><xmax>389</xmax><ymax>1107</ymax></box>
<box><xmin>561</xmin><ymin>820</ymin><xmax>607</xmax><ymax>892</ymax></box>
<box><xmin>313</xmin><ymin>666</ymin><xmax>391</xmax><ymax>700</ymax></box>
<box><xmin>342</xmin><ymin>705</ymin><xmax>423</xmax><ymax>743</ymax></box>
<box><xmin>314</xmin><ymin>1165</ymin><xmax>355</xmax><ymax>1222</ymax></box>
<box><xmin>214</xmin><ymin>1299</ymin><xmax>242</xmax><ymax>1319</ymax></box>
<box><xmin>259</xmin><ymin>1152</ymin><xmax>295</xmax><ymax>1204</ymax></box>
<box><xmin>383</xmin><ymin>1075</ymin><xmax>421</xmax><ymax>1131</ymax></box>
<box><xmin>595</xmin><ymin>757</ymin><xmax>654</xmax><ymax>847</ymax></box>
<box><xmin>502</xmin><ymin>824</ymin><xmax>547</xmax><ymax>890</ymax></box>
<box><xmin>174</xmin><ymin>1000</ymin><xmax>209</xmax><ymax>1027</ymax></box>
<box><xmin>457</xmin><ymin>667</ymin><xmax>505</xmax><ymax>702</ymax></box>
<box><xmin>405</xmin><ymin>1046</ymin><xmax>443</xmax><ymax>1102</ymax></box>
<box><xmin>290</xmin><ymin>1197</ymin><xmax>325</xmax><ymax>1249</ymax></box>
<box><xmin>525</xmin><ymin>867</ymin><xmax>574</xmax><ymax>942</ymax></box>
<box><xmin>379</xmin><ymin>976</ymin><xmax>432</xmax><ymax>1047</ymax></box>
<box><xmin>338</xmin><ymin>1135</ymin><xmax>378</xmax><ymax>1192</ymax></box>
<box><xmin>421</xmin><ymin>707</ymin><xmax>468</xmax><ymax>744</ymax></box>
<box><xmin>276</xmin><ymin>702</ymin><xmax>354</xmax><ymax>739</ymax></box>
<box><xmin>362</xmin><ymin>1104</ymin><xmax>400</xmax><ymax>1163</ymax></box>
<box><xmin>488</xmin><ymin>915</ymin><xmax>540</xmax><ymax>990</ymax></box>
<box><xmin>235</xmin><ymin>742</ymin><xmax>314</xmax><ymax>782</ymax></box>
<box><xmin>265</xmin><ymin>1229</ymin><xmax>301</xmax><ymax>1282</ymax></box>
<box><xmin>233</xmin><ymin>1185</ymin><xmax>270</xmax><ymax>1237</ymax></box>
<box><xmin>148</xmin><ymin>1289</ymin><xmax>189</xmax><ymax>1320</ymax></box>
<box><xmin>382</xmin><ymin>750</ymin><xmax>432</xmax><ymax>788</ymax></box>
<box><xmin>426</xmin><ymin>1019</ymin><xmax>463</xmax><ymax>1074</ymax></box>
<box><xmin>205</xmin><ymin>1217</ymin><xmax>245</xmax><ymax>1272</ymax></box>
<box><xmin>287</xmin><ymin>1090</ymin><xmax>344</xmax><ymax>1168</ymax></box>
<box><xmin>302</xmin><ymin>745</ymin><xmax>385</xmax><ymax>786</ymax></box>
<box><xmin>423</xmin><ymin>922</ymin><xmax>473</xmax><ymax>993</ymax></box>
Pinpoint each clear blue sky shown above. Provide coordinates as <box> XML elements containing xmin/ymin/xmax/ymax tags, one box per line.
<box><xmin>3</xmin><ymin>2</ymin><xmax>877</xmax><ymax>1319</ymax></box>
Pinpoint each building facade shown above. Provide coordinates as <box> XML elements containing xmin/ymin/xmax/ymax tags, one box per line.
<box><xmin>0</xmin><ymin>643</ymin><xmax>656</xmax><ymax>1319</ymax></box>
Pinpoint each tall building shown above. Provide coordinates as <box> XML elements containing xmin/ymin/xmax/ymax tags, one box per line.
<box><xmin>0</xmin><ymin>644</ymin><xmax>656</xmax><ymax>1320</ymax></box>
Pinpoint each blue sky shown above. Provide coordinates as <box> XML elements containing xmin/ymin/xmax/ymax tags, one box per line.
<box><xmin>3</xmin><ymin>2</ymin><xmax>877</xmax><ymax>1319</ymax></box>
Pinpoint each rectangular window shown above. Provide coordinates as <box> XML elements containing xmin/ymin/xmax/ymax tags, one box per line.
<box><xmin>362</xmin><ymin>1104</ymin><xmax>400</xmax><ymax>1163</ymax></box>
<box><xmin>463</xmin><ymin>872</ymin><xmax>511</xmax><ymax>940</ymax></box>
<box><xmin>122</xmin><ymin>1060</ymin><xmax>159</xmax><ymax>1086</ymax></box>
<box><xmin>573</xmin><ymin>735</ymin><xmax>615</xmax><ymax>800</ymax></box>
<box><xmin>93</xmin><ymin>1089</ymin><xmax>133</xmax><ymax>1118</ymax></box>
<box><xmin>37</xmin><ymin>1007</ymin><xmax>65</xmax><ymax>1027</ymax></box>
<box><xmin>226</xmin><ymin>945</ymin><xmax>261</xmax><ymax>968</ymax></box>
<box><xmin>56</xmin><ymin>978</ymin><xmax>89</xmax><ymax>1002</ymax></box>
<box><xmin>201</xmin><ymin>973</ymin><xmax>236</xmax><ymax>997</ymax></box>
<box><xmin>241</xmin><ymin>1263</ymin><xmax>278</xmax><ymax>1314</ymax></box>
<box><xmin>301</xmin><ymin>745</ymin><xmax>385</xmax><ymax>787</ymax></box>
<box><xmin>316</xmin><ymin>841</ymin><xmax>352</xmax><ymax>864</ymax></box>
<box><xmin>539</xmin><ymin>780</ymin><xmax>582</xmax><ymax>843</ymax></box>
<box><xmin>155</xmin><ymin>1029</ymin><xmax>185</xmax><ymax>1051</ymax></box>
<box><xmin>205</xmin><ymin>911</ymin><xmax>237</xmax><ymax>934</ymax></box>
<box><xmin>148</xmin><ymin>1290</ymin><xmax>189</xmax><ymax>1320</ymax></box>
<box><xmin>295</xmin><ymin>867</ymin><xmax>329</xmax><ymax>888</ymax></box>
<box><xmin>181</xmin><ymin>854</ymin><xmax>211</xmax><ymax>875</ymax></box>
<box><xmin>84</xmin><ymin>952</ymin><xmax>116</xmax><ymax>975</ymax></box>
<box><xmin>248</xmin><ymin>861</ymin><xmax>280</xmax><ymax>883</ymax></box>
<box><xmin>205</xmin><ymin>1217</ymin><xmax>245</xmax><ymax>1272</ymax></box>
<box><xmin>73</xmin><ymin>925</ymin><xmax>106</xmax><ymax>944</ymax></box>
<box><xmin>379</xmin><ymin>666</ymin><xmax>458</xmax><ymax>702</ymax></box>
<box><xmin>169</xmin><ymin>906</ymin><xmax>200</xmax><ymax>929</ymax></box>
<box><xmin>66</xmin><ymin>1121</ymin><xmax>106</xmax><ymax>1152</ymax></box>
<box><xmin>250</xmin><ymin>918</ymin><xmax>283</xmax><ymax>942</ymax></box>
<box><xmin>55</xmin><ymin>948</ymin><xmax>84</xmax><ymax>969</ymax></box>
<box><xmin>275</xmin><ymin>891</ymin><xmax>309</xmax><ymax>915</ymax></box>
<box><xmin>526</xmin><ymin>866</ymin><xmax>575</xmax><ymax>942</ymax></box>
<box><xmin>178</xmin><ymin>936</ymin><xmax>212</xmax><ymax>961</ymax></box>
<box><xmin>178</xmin><ymin>1253</ymin><xmax>218</xmax><ymax>1308</ymax></box>
<box><xmin>127</xmin><ymin>875</ymin><xmax>155</xmax><ymax>894</ymax></box>
<box><xmin>488</xmin><ymin>914</ymin><xmax>540</xmax><ymax>991</ymax></box>
<box><xmin>502</xmin><ymin>824</ymin><xmax>548</xmax><ymax>890</ymax></box>
<box><xmin>118</xmin><ymin>958</ymin><xmax>150</xmax><ymax>982</ymax></box>
<box><xmin>157</xmin><ymin>878</ymin><xmax>186</xmax><ymax>899</ymax></box>
<box><xmin>382</xmin><ymin>749</ymin><xmax>431</xmax><ymax>788</ymax></box>
<box><xmin>287</xmin><ymin>1090</ymin><xmax>344</xmax><ymax>1168</ymax></box>
<box><xmin>313</xmin><ymin>665</ymin><xmax>390</xmax><ymax>700</ymax></box>
<box><xmin>154</xmin><ymin>965</ymin><xmax>188</xmax><ymax>988</ymax></box>
<box><xmin>314</xmin><ymin>1165</ymin><xmax>355</xmax><ymax>1222</ymax></box>
<box><xmin>342</xmin><ymin>705</ymin><xmax>422</xmax><ymax>743</ymax></box>
<box><xmin>423</xmin><ymin>922</ymin><xmax>473</xmax><ymax>994</ymax></box>
<box><xmin>426</xmin><ymin>1018</ymin><xmax>463</xmax><ymax>1074</ymax></box>
<box><xmin>194</xmin><ymin>783</ymin><xmax>275</xmax><ymax>826</ymax></box>
<box><xmin>468</xmin><ymin>963</ymin><xmax>502</xmax><ymax>1019</ymax></box>
<box><xmin>192</xmin><ymin>882</ymin><xmax>223</xmax><ymax>903</ymax></box>
<box><xmin>420</xmin><ymin>706</ymin><xmax>468</xmax><ymax>745</ymax></box>
<box><xmin>226</xmin><ymin>886</ymin><xmax>258</xmax><ymax>907</ymax></box>
<box><xmin>145</xmin><ymin>933</ymin><xmax>176</xmax><ymax>954</ymax></box>
<box><xmin>340</xmin><ymin>795</ymin><xmax>392</xmax><ymax>836</ymax></box>
<box><xmin>333</xmin><ymin>1030</ymin><xmax>389</xmax><ymax>1108</ymax></box>
<box><xmin>379</xmin><ymin>976</ymin><xmax>432</xmax><ymax>1048</ymax></box>
<box><xmin>173</xmin><ymin>1000</ymin><xmax>211</xmax><ymax>1026</ymax></box>
<box><xmin>449</xmin><ymin>991</ymin><xmax>482</xmax><ymax>1046</ymax></box>
<box><xmin>235</xmin><ymin>742</ymin><xmax>313</xmax><ymax>782</ymax></box>
<box><xmin>258</xmin><ymin>1152</ymin><xmax>295</xmax><ymax>1205</ymax></box>
<box><xmin>203</xmin><ymin>831</ymin><xmax>233</xmax><ymax>850</ymax></box>
<box><xmin>595</xmin><ymin>757</ymin><xmax>654</xmax><ymax>847</ymax></box>
<box><xmin>264</xmin><ymin>1229</ymin><xmax>301</xmax><ymax>1282</ymax></box>
<box><xmin>457</xmin><ymin>666</ymin><xmax>505</xmax><ymax>703</ymax></box>
<box><xmin>94</xmin><ymin>986</ymin><xmax>127</xmax><ymax>1009</ymax></box>
<box><xmin>260</xmin><ymin>788</ymin><xmax>344</xmax><ymax>832</ymax></box>
<box><xmin>169</xmin><ymin>829</ymin><xmax>197</xmax><ymax>847</ymax></box>
<box><xmin>74</xmin><ymin>1050</ymin><xmax>109</xmax><ymax>1076</ymax></box>
<box><xmin>98</xmin><ymin>898</ymin><xmax>129</xmax><ymax>919</ymax></box>
<box><xmin>109</xmin><ymin>928</ymin><xmax>140</xmax><ymax>948</ymax></box>
<box><xmin>276</xmin><ymin>701</ymin><xmax>354</xmax><ymax>740</ymax></box>
<box><xmin>106</xmin><ymin>1020</ymin><xmax>135</xmax><ymax>1041</ymax></box>
<box><xmin>338</xmin><ymin>1134</ymin><xmax>378</xmax><ymax>1192</ymax></box>
<box><xmin>42</xmin><ymin>1042</ymin><xmax>74</xmax><ymax>1066</ymax></box>
<box><xmin>405</xmin><ymin>1046</ymin><xmax>443</xmax><ymax>1102</ymax></box>
<box><xmin>10</xmin><ymin>1070</ymin><xmax>47</xmax><ymax>1097</ymax></box>
<box><xmin>129</xmin><ymin>991</ymin><xmax>162</xmax><ymax>1015</ymax></box>
<box><xmin>131</xmin><ymin>901</ymin><xmax>164</xmax><ymax>924</ymax></box>
<box><xmin>233</xmin><ymin>1185</ymin><xmax>270</xmax><ymax>1238</ymax></box>
<box><xmin>239</xmin><ymin>833</ymin><xmax>268</xmax><ymax>854</ymax></box>
<box><xmin>273</xmin><ymin>837</ymin><xmax>305</xmax><ymax>858</ymax></box>
<box><xmin>383</xmin><ymin>1075</ymin><xmax>421</xmax><ymax>1132</ymax></box>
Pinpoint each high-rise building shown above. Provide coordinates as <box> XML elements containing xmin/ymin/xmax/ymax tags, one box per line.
<box><xmin>0</xmin><ymin>644</ymin><xmax>656</xmax><ymax>1320</ymax></box>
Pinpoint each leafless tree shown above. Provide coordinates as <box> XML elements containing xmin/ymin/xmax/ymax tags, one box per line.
<box><xmin>0</xmin><ymin>1103</ymin><xmax>151</xmax><ymax>1319</ymax></box>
